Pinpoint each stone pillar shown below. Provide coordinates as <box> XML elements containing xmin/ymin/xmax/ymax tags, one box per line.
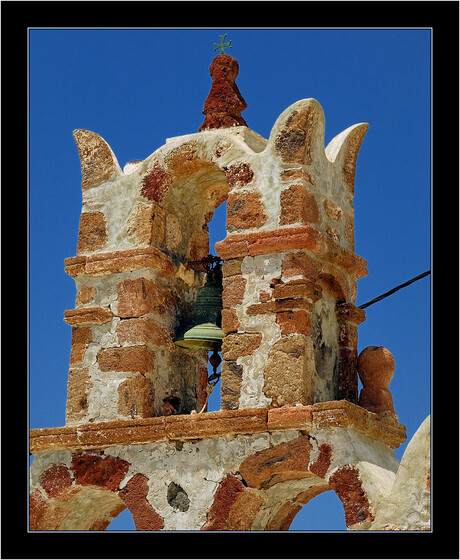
<box><xmin>215</xmin><ymin>98</ymin><xmax>369</xmax><ymax>409</ymax></box>
<box><xmin>64</xmin><ymin>131</ymin><xmax>213</xmax><ymax>424</ymax></box>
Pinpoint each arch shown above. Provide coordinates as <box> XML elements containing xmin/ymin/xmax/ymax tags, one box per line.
<box><xmin>29</xmin><ymin>453</ymin><xmax>164</xmax><ymax>531</ymax></box>
<box><xmin>287</xmin><ymin>487</ymin><xmax>347</xmax><ymax>531</ymax></box>
<box><xmin>221</xmin><ymin>434</ymin><xmax>384</xmax><ymax>531</ymax></box>
<box><xmin>264</xmin><ymin>481</ymin><xmax>332</xmax><ymax>531</ymax></box>
<box><xmin>138</xmin><ymin>131</ymin><xmax>258</xmax><ymax>263</ymax></box>
<box><xmin>29</xmin><ymin>482</ymin><xmax>128</xmax><ymax>531</ymax></box>
<box><xmin>106</xmin><ymin>506</ymin><xmax>136</xmax><ymax>531</ymax></box>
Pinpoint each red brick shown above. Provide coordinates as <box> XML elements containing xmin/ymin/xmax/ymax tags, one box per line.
<box><xmin>226</xmin><ymin>190</ymin><xmax>266</xmax><ymax>232</ymax></box>
<box><xmin>39</xmin><ymin>465</ymin><xmax>73</xmax><ymax>498</ymax></box>
<box><xmin>276</xmin><ymin>310</ymin><xmax>311</xmax><ymax>335</ymax></box>
<box><xmin>119</xmin><ymin>474</ymin><xmax>165</xmax><ymax>530</ymax></box>
<box><xmin>328</xmin><ymin>465</ymin><xmax>374</xmax><ymax>527</ymax></box>
<box><xmin>221</xmin><ymin>308</ymin><xmax>240</xmax><ymax>334</ymax></box>
<box><xmin>222</xmin><ymin>274</ymin><xmax>247</xmax><ymax>308</ymax></box>
<box><xmin>239</xmin><ymin>436</ymin><xmax>312</xmax><ymax>489</ymax></box>
<box><xmin>272</xmin><ymin>278</ymin><xmax>321</xmax><ymax>302</ymax></box>
<box><xmin>309</xmin><ymin>443</ymin><xmax>332</xmax><ymax>478</ymax></box>
<box><xmin>248</xmin><ymin>226</ymin><xmax>324</xmax><ymax>256</ymax></box>
<box><xmin>117</xmin><ymin>277</ymin><xmax>174</xmax><ymax>318</ymax></box>
<box><xmin>117</xmin><ymin>375</ymin><xmax>156</xmax><ymax>418</ymax></box>
<box><xmin>70</xmin><ymin>326</ymin><xmax>92</xmax><ymax>364</ymax></box>
<box><xmin>64</xmin><ymin>307</ymin><xmax>112</xmax><ymax>326</ymax></box>
<box><xmin>202</xmin><ymin>473</ymin><xmax>246</xmax><ymax>530</ymax></box>
<box><xmin>97</xmin><ymin>346</ymin><xmax>156</xmax><ymax>375</ymax></box>
<box><xmin>221</xmin><ymin>333</ymin><xmax>262</xmax><ymax>361</ymax></box>
<box><xmin>223</xmin><ymin>162</ymin><xmax>254</xmax><ymax>188</ymax></box>
<box><xmin>141</xmin><ymin>160</ymin><xmax>174</xmax><ymax>203</ymax></box>
<box><xmin>77</xmin><ymin>212</ymin><xmax>107</xmax><ymax>254</ymax></box>
<box><xmin>281</xmin><ymin>250</ymin><xmax>320</xmax><ymax>280</ymax></box>
<box><xmin>280</xmin><ymin>184</ymin><xmax>320</xmax><ymax>225</ymax></box>
<box><xmin>116</xmin><ymin>317</ymin><xmax>174</xmax><ymax>349</ymax></box>
<box><xmin>71</xmin><ymin>452</ymin><xmax>130</xmax><ymax>492</ymax></box>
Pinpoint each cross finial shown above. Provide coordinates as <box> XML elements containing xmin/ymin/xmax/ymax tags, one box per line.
<box><xmin>214</xmin><ymin>34</ymin><xmax>232</xmax><ymax>54</ymax></box>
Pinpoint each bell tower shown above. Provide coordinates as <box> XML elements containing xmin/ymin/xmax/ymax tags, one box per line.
<box><xmin>29</xmin><ymin>43</ymin><xmax>430</xmax><ymax>532</ymax></box>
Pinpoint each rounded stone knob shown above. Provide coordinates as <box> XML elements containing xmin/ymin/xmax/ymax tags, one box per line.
<box><xmin>357</xmin><ymin>346</ymin><xmax>395</xmax><ymax>389</ymax></box>
<box><xmin>357</xmin><ymin>346</ymin><xmax>397</xmax><ymax>421</ymax></box>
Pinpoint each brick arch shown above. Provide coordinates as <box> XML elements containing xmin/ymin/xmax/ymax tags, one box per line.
<box><xmin>126</xmin><ymin>133</ymin><xmax>262</xmax><ymax>418</ymax></box>
<box><xmin>139</xmin><ymin>132</ymin><xmax>257</xmax><ymax>263</ymax></box>
<box><xmin>29</xmin><ymin>453</ymin><xmax>164</xmax><ymax>531</ymax></box>
<box><xmin>263</xmin><ymin>482</ymin><xmax>331</xmax><ymax>531</ymax></box>
<box><xmin>201</xmin><ymin>437</ymin><xmax>330</xmax><ymax>530</ymax></box>
<box><xmin>201</xmin><ymin>436</ymin><xmax>375</xmax><ymax>531</ymax></box>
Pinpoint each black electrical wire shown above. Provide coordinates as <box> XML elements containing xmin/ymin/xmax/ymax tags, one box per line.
<box><xmin>358</xmin><ymin>270</ymin><xmax>431</xmax><ymax>310</ymax></box>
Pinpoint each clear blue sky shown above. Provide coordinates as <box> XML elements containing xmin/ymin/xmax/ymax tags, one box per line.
<box><xmin>28</xmin><ymin>28</ymin><xmax>431</xmax><ymax>531</ymax></box>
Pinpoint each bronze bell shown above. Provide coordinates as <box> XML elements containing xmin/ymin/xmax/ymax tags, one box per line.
<box><xmin>174</xmin><ymin>259</ymin><xmax>225</xmax><ymax>358</ymax></box>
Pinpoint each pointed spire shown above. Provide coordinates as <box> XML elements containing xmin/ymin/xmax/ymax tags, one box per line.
<box><xmin>199</xmin><ymin>51</ymin><xmax>248</xmax><ymax>132</ymax></box>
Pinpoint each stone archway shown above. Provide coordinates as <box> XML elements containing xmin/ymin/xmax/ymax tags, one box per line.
<box><xmin>200</xmin><ymin>430</ymin><xmax>392</xmax><ymax>531</ymax></box>
<box><xmin>29</xmin><ymin>452</ymin><xmax>164</xmax><ymax>531</ymax></box>
<box><xmin>137</xmin><ymin>130</ymin><xmax>265</xmax><ymax>265</ymax></box>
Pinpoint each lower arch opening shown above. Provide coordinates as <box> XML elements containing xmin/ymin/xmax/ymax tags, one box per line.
<box><xmin>106</xmin><ymin>507</ymin><xmax>136</xmax><ymax>531</ymax></box>
<box><xmin>288</xmin><ymin>489</ymin><xmax>347</xmax><ymax>531</ymax></box>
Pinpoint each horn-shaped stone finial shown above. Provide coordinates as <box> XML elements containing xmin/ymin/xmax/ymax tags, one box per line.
<box><xmin>73</xmin><ymin>129</ymin><xmax>122</xmax><ymax>190</ymax></box>
<box><xmin>266</xmin><ymin>99</ymin><xmax>326</xmax><ymax>166</ymax></box>
<box><xmin>325</xmin><ymin>123</ymin><xmax>369</xmax><ymax>194</ymax></box>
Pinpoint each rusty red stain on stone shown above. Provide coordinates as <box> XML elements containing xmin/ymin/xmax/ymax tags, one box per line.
<box><xmin>202</xmin><ymin>473</ymin><xmax>246</xmax><ymax>530</ymax></box>
<box><xmin>71</xmin><ymin>452</ymin><xmax>130</xmax><ymax>492</ymax></box>
<box><xmin>141</xmin><ymin>161</ymin><xmax>174</xmax><ymax>203</ymax></box>
<box><xmin>29</xmin><ymin>488</ymin><xmax>48</xmax><ymax>531</ymax></box>
<box><xmin>199</xmin><ymin>54</ymin><xmax>248</xmax><ymax>131</ymax></box>
<box><xmin>328</xmin><ymin>465</ymin><xmax>374</xmax><ymax>526</ymax></box>
<box><xmin>309</xmin><ymin>443</ymin><xmax>332</xmax><ymax>479</ymax></box>
<box><xmin>119</xmin><ymin>473</ymin><xmax>165</xmax><ymax>530</ymax></box>
<box><xmin>39</xmin><ymin>464</ymin><xmax>73</xmax><ymax>498</ymax></box>
<box><xmin>223</xmin><ymin>162</ymin><xmax>254</xmax><ymax>188</ymax></box>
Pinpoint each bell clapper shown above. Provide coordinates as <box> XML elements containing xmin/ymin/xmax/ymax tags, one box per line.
<box><xmin>198</xmin><ymin>343</ymin><xmax>222</xmax><ymax>414</ymax></box>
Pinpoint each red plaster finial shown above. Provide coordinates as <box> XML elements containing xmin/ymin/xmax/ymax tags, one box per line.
<box><xmin>199</xmin><ymin>54</ymin><xmax>248</xmax><ymax>132</ymax></box>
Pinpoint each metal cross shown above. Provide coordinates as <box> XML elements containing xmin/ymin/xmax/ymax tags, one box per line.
<box><xmin>214</xmin><ymin>34</ymin><xmax>232</xmax><ymax>54</ymax></box>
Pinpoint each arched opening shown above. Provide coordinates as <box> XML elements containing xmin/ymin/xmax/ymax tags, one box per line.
<box><xmin>106</xmin><ymin>507</ymin><xmax>136</xmax><ymax>531</ymax></box>
<box><xmin>204</xmin><ymin>199</ymin><xmax>227</xmax><ymax>412</ymax></box>
<box><xmin>288</xmin><ymin>488</ymin><xmax>347</xmax><ymax>531</ymax></box>
<box><xmin>29</xmin><ymin>484</ymin><xmax>129</xmax><ymax>531</ymax></box>
<box><xmin>137</xmin><ymin>134</ymin><xmax>258</xmax><ymax>417</ymax></box>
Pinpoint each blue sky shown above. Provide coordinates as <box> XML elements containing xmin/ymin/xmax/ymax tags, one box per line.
<box><xmin>28</xmin><ymin>28</ymin><xmax>431</xmax><ymax>531</ymax></box>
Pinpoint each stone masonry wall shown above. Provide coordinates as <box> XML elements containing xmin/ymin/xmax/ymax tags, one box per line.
<box><xmin>65</xmin><ymin>98</ymin><xmax>368</xmax><ymax>425</ymax></box>
<box><xmin>215</xmin><ymin>99</ymin><xmax>368</xmax><ymax>409</ymax></box>
<box><xmin>30</xmin><ymin>402</ymin><xmax>407</xmax><ymax>531</ymax></box>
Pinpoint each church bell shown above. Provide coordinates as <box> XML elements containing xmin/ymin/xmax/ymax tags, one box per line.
<box><xmin>174</xmin><ymin>259</ymin><xmax>225</xmax><ymax>353</ymax></box>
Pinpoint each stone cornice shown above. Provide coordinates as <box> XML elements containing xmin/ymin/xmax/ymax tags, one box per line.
<box><xmin>64</xmin><ymin>246</ymin><xmax>176</xmax><ymax>278</ymax></box>
<box><xmin>29</xmin><ymin>401</ymin><xmax>406</xmax><ymax>454</ymax></box>
<box><xmin>215</xmin><ymin>226</ymin><xmax>368</xmax><ymax>279</ymax></box>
